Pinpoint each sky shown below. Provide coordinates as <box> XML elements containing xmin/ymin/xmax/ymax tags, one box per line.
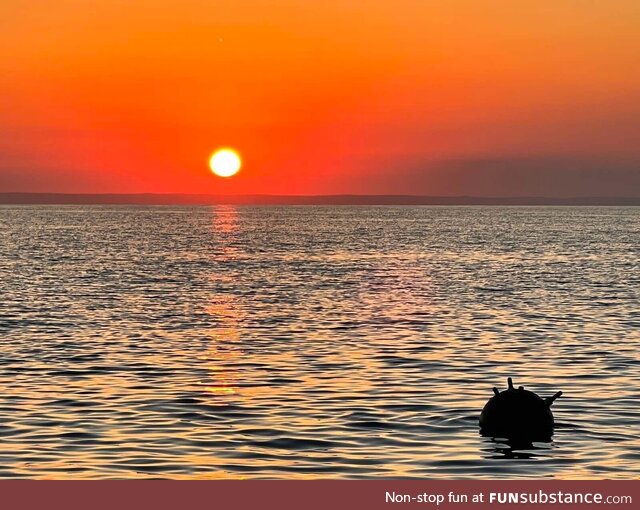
<box><xmin>1</xmin><ymin>0</ymin><xmax>639</xmax><ymax>196</ymax></box>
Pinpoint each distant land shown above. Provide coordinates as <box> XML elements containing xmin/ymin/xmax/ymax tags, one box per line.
<box><xmin>1</xmin><ymin>193</ymin><xmax>639</xmax><ymax>206</ymax></box>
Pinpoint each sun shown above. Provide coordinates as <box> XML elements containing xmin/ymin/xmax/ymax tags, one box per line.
<box><xmin>209</xmin><ymin>148</ymin><xmax>241</xmax><ymax>177</ymax></box>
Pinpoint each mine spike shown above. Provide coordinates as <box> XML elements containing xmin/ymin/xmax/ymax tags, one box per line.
<box><xmin>519</xmin><ymin>386</ymin><xmax>524</xmax><ymax>390</ymax></box>
<box><xmin>545</xmin><ymin>391</ymin><xmax>563</xmax><ymax>407</ymax></box>
<box><xmin>493</xmin><ymin>387</ymin><xmax>500</xmax><ymax>396</ymax></box>
<box><xmin>507</xmin><ymin>377</ymin><xmax>514</xmax><ymax>389</ymax></box>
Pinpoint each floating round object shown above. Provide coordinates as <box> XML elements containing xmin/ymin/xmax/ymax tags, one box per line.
<box><xmin>479</xmin><ymin>377</ymin><xmax>562</xmax><ymax>441</ymax></box>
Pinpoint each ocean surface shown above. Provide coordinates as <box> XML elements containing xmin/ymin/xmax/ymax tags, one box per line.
<box><xmin>0</xmin><ymin>205</ymin><xmax>638</xmax><ymax>479</ymax></box>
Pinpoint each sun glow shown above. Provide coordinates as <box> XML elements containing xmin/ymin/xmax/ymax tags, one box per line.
<box><xmin>209</xmin><ymin>148</ymin><xmax>241</xmax><ymax>178</ymax></box>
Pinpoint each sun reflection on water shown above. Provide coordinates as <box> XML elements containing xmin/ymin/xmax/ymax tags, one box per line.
<box><xmin>203</xmin><ymin>206</ymin><xmax>243</xmax><ymax>398</ymax></box>
<box><xmin>203</xmin><ymin>295</ymin><xmax>243</xmax><ymax>396</ymax></box>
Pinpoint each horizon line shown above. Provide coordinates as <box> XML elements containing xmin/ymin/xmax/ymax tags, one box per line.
<box><xmin>1</xmin><ymin>192</ymin><xmax>639</xmax><ymax>206</ymax></box>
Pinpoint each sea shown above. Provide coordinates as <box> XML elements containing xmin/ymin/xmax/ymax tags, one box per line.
<box><xmin>0</xmin><ymin>205</ymin><xmax>638</xmax><ymax>479</ymax></box>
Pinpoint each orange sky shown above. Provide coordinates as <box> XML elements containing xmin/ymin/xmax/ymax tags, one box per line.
<box><xmin>1</xmin><ymin>1</ymin><xmax>639</xmax><ymax>195</ymax></box>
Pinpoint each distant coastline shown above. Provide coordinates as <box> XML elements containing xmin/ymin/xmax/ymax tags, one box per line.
<box><xmin>1</xmin><ymin>193</ymin><xmax>639</xmax><ymax>206</ymax></box>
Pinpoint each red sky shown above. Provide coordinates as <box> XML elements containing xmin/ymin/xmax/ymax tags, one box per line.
<box><xmin>1</xmin><ymin>1</ymin><xmax>639</xmax><ymax>196</ymax></box>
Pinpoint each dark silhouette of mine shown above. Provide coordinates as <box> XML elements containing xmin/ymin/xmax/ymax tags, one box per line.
<box><xmin>479</xmin><ymin>377</ymin><xmax>562</xmax><ymax>442</ymax></box>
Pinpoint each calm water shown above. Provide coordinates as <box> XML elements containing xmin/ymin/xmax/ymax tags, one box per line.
<box><xmin>0</xmin><ymin>205</ymin><xmax>638</xmax><ymax>479</ymax></box>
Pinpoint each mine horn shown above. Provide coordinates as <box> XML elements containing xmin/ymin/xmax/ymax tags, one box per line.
<box><xmin>545</xmin><ymin>391</ymin><xmax>563</xmax><ymax>407</ymax></box>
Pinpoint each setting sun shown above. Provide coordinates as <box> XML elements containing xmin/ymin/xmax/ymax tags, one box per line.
<box><xmin>209</xmin><ymin>149</ymin><xmax>241</xmax><ymax>178</ymax></box>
